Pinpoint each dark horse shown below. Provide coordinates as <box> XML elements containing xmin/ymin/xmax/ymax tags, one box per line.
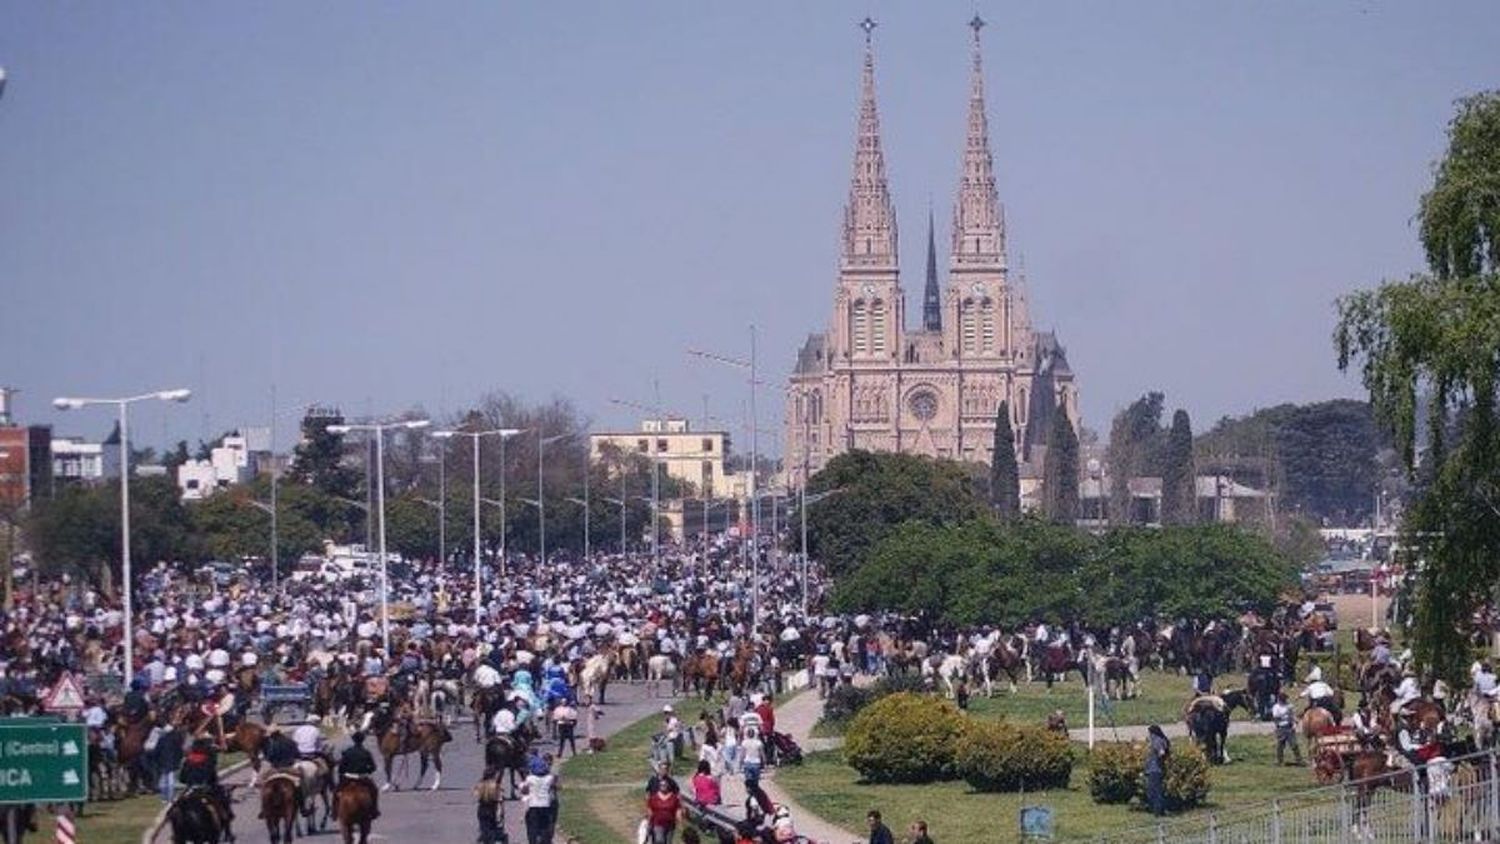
<box><xmin>259</xmin><ymin>772</ymin><xmax>301</xmax><ymax>844</ymax></box>
<box><xmin>1186</xmin><ymin>699</ymin><xmax>1230</xmax><ymax>764</ymax></box>
<box><xmin>485</xmin><ymin>734</ymin><xmax>531</xmax><ymax>800</ymax></box>
<box><xmin>164</xmin><ymin>788</ymin><xmax>232</xmax><ymax>844</ymax></box>
<box><xmin>334</xmin><ymin>778</ymin><xmax>379</xmax><ymax>844</ymax></box>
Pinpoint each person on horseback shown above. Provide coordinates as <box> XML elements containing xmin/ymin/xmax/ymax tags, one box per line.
<box><xmin>1348</xmin><ymin>700</ymin><xmax>1379</xmax><ymax>747</ymax></box>
<box><xmin>1300</xmin><ymin>672</ymin><xmax>1341</xmax><ymax>723</ymax></box>
<box><xmin>338</xmin><ymin>731</ymin><xmax>380</xmax><ymax>819</ymax></box>
<box><xmin>491</xmin><ymin>698</ymin><xmax>520</xmax><ymax>739</ymax></box>
<box><xmin>178</xmin><ymin>737</ymin><xmax>233</xmax><ymax>829</ymax></box>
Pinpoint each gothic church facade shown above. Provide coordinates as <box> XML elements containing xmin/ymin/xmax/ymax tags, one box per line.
<box><xmin>785</xmin><ymin>19</ymin><xmax>1079</xmax><ymax>486</ymax></box>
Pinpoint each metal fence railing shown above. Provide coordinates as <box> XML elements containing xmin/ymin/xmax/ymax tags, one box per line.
<box><xmin>1099</xmin><ymin>748</ymin><xmax>1500</xmax><ymax>843</ymax></box>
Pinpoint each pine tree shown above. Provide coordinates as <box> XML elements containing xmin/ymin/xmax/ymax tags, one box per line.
<box><xmin>1161</xmin><ymin>408</ymin><xmax>1197</xmax><ymax>525</ymax></box>
<box><xmin>1043</xmin><ymin>405</ymin><xmax>1080</xmax><ymax>524</ymax></box>
<box><xmin>990</xmin><ymin>401</ymin><xmax>1021</xmax><ymax>519</ymax></box>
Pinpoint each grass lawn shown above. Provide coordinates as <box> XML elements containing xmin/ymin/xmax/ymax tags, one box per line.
<box><xmin>555</xmin><ymin>712</ymin><xmax>660</xmax><ymax>843</ymax></box>
<box><xmin>965</xmin><ymin>670</ymin><xmax>1260</xmax><ymax>730</ymax></box>
<box><xmin>776</xmin><ymin>736</ymin><xmax>1321</xmax><ymax>843</ymax></box>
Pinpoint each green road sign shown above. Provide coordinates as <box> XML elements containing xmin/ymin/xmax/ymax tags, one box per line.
<box><xmin>0</xmin><ymin>720</ymin><xmax>88</xmax><ymax>804</ymax></box>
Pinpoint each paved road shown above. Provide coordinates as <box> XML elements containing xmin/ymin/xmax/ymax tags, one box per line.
<box><xmin>220</xmin><ymin>682</ymin><xmax>666</xmax><ymax>844</ymax></box>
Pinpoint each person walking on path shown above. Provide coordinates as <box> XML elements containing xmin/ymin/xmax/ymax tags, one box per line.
<box><xmin>867</xmin><ymin>809</ymin><xmax>895</xmax><ymax>844</ymax></box>
<box><xmin>520</xmin><ymin>756</ymin><xmax>559</xmax><ymax>844</ymax></box>
<box><xmin>1145</xmin><ymin>724</ymin><xmax>1171</xmax><ymax>817</ymax></box>
<box><xmin>154</xmin><ymin>720</ymin><xmax>184</xmax><ymax>804</ymax></box>
<box><xmin>1271</xmin><ymin>693</ymin><xmax>1303</xmax><ymax>766</ymax></box>
<box><xmin>551</xmin><ymin>700</ymin><xmax>579</xmax><ymax>758</ymax></box>
<box><xmin>474</xmin><ymin>765</ymin><xmax>507</xmax><ymax>844</ymax></box>
<box><xmin>645</xmin><ymin>777</ymin><xmax>682</xmax><ymax>844</ymax></box>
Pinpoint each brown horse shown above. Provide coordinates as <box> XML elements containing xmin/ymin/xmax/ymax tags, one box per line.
<box><xmin>112</xmin><ymin>712</ymin><xmax>155</xmax><ymax>795</ymax></box>
<box><xmin>225</xmin><ymin>721</ymin><xmax>269</xmax><ymax>772</ymax></box>
<box><xmin>1301</xmin><ymin>707</ymin><xmax>1337</xmax><ymax>759</ymax></box>
<box><xmin>334</xmin><ymin>778</ymin><xmax>378</xmax><ymax>844</ymax></box>
<box><xmin>374</xmin><ymin>714</ymin><xmax>452</xmax><ymax>791</ymax></box>
<box><xmin>259</xmin><ymin>772</ymin><xmax>301</xmax><ymax>844</ymax></box>
<box><xmin>681</xmin><ymin>651</ymin><xmax>720</xmax><ymax>699</ymax></box>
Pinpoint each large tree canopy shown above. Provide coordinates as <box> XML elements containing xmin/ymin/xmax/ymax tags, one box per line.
<box><xmin>803</xmin><ymin>450</ymin><xmax>989</xmax><ymax>578</ymax></box>
<box><xmin>833</xmin><ymin>518</ymin><xmax>1293</xmax><ymax>626</ymax></box>
<box><xmin>1335</xmin><ymin>90</ymin><xmax>1500</xmax><ymax>682</ymax></box>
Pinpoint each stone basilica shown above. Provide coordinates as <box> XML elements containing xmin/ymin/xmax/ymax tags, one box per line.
<box><xmin>785</xmin><ymin>18</ymin><xmax>1079</xmax><ymax>486</ymax></box>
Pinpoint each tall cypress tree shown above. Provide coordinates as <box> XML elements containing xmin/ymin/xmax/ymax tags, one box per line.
<box><xmin>1043</xmin><ymin>405</ymin><xmax>1080</xmax><ymax>525</ymax></box>
<box><xmin>1161</xmin><ymin>408</ymin><xmax>1197</xmax><ymax>525</ymax></box>
<box><xmin>990</xmin><ymin>401</ymin><xmax>1020</xmax><ymax>519</ymax></box>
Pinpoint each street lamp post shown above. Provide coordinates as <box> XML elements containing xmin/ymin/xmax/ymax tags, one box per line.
<box><xmin>54</xmin><ymin>388</ymin><xmax>192</xmax><ymax>685</ymax></box>
<box><xmin>688</xmin><ymin>325</ymin><xmax>762</xmax><ymax>631</ymax></box>
<box><xmin>326</xmin><ymin>418</ymin><xmax>430</xmax><ymax>654</ymax></box>
<box><xmin>535</xmin><ymin>433</ymin><xmax>568</xmax><ymax>567</ymax></box>
<box><xmin>566</xmin><ymin>494</ymin><xmax>591</xmax><ymax>559</ymax></box>
<box><xmin>433</xmin><ymin>427</ymin><xmax>523</xmax><ymax>618</ymax></box>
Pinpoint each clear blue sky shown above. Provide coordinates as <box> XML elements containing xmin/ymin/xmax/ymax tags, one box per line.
<box><xmin>2</xmin><ymin>2</ymin><xmax>1496</xmax><ymax>454</ymax></box>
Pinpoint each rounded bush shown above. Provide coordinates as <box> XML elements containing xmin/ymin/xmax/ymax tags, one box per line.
<box><xmin>843</xmin><ymin>693</ymin><xmax>965</xmax><ymax>783</ymax></box>
<box><xmin>1157</xmin><ymin>746</ymin><xmax>1211</xmax><ymax>811</ymax></box>
<box><xmin>956</xmin><ymin>721</ymin><xmax>1073</xmax><ymax>793</ymax></box>
<box><xmin>1087</xmin><ymin>742</ymin><xmax>1212</xmax><ymax>810</ymax></box>
<box><xmin>1087</xmin><ymin>743</ymin><xmax>1143</xmax><ymax>804</ymax></box>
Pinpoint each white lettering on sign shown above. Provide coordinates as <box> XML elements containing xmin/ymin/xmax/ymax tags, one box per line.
<box><xmin>2</xmin><ymin>740</ymin><xmax>60</xmax><ymax>758</ymax></box>
<box><xmin>0</xmin><ymin>769</ymin><xmax>32</xmax><ymax>786</ymax></box>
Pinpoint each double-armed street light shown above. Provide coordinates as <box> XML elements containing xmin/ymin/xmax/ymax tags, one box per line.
<box><xmin>54</xmin><ymin>388</ymin><xmax>192</xmax><ymax>685</ymax></box>
<box><xmin>432</xmin><ymin>427</ymin><xmax>524</xmax><ymax>617</ymax></box>
<box><xmin>325</xmin><ymin>418</ymin><xmax>430</xmax><ymax>654</ymax></box>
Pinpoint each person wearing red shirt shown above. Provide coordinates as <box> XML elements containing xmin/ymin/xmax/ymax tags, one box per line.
<box><xmin>754</xmin><ymin>696</ymin><xmax>776</xmax><ymax>763</ymax></box>
<box><xmin>645</xmin><ymin>778</ymin><xmax>682</xmax><ymax>844</ymax></box>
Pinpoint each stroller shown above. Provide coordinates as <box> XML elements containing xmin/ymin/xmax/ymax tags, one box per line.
<box><xmin>767</xmin><ymin>731</ymin><xmax>803</xmax><ymax>766</ymax></box>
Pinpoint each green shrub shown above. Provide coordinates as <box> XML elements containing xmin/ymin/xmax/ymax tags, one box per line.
<box><xmin>956</xmin><ymin>721</ymin><xmax>1073</xmax><ymax>792</ymax></box>
<box><xmin>1157</xmin><ymin>746</ymin><xmax>1211</xmax><ymax>811</ymax></box>
<box><xmin>871</xmin><ymin>673</ymin><xmax>928</xmax><ymax>698</ymax></box>
<box><xmin>1087</xmin><ymin>742</ymin><xmax>1212</xmax><ymax>810</ymax></box>
<box><xmin>1088</xmin><ymin>743</ymin><xmax>1143</xmax><ymax>804</ymax></box>
<box><xmin>843</xmin><ymin>693</ymin><xmax>965</xmax><ymax>783</ymax></box>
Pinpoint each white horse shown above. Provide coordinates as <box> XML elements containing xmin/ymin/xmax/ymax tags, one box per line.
<box><xmin>580</xmin><ymin>653</ymin><xmax>612</xmax><ymax>704</ymax></box>
<box><xmin>647</xmin><ymin>654</ymin><xmax>677</xmax><ymax>698</ymax></box>
<box><xmin>937</xmin><ymin>653</ymin><xmax>968</xmax><ymax>699</ymax></box>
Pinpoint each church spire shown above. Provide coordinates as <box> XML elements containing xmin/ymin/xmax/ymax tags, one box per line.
<box><xmin>842</xmin><ymin>17</ymin><xmax>898</xmax><ymax>269</ymax></box>
<box><xmin>923</xmin><ymin>207</ymin><xmax>942</xmax><ymax>331</ymax></box>
<box><xmin>951</xmin><ymin>14</ymin><xmax>1005</xmax><ymax>267</ymax></box>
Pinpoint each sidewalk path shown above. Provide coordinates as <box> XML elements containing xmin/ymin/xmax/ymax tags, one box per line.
<box><xmin>719</xmin><ymin>690</ymin><xmax>861</xmax><ymax>844</ymax></box>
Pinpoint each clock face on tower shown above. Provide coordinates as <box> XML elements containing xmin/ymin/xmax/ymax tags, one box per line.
<box><xmin>908</xmin><ymin>390</ymin><xmax>938</xmax><ymax>422</ymax></box>
<box><xmin>862</xmin><ymin>283</ymin><xmax>876</xmax><ymax>296</ymax></box>
<box><xmin>971</xmin><ymin>281</ymin><xmax>985</xmax><ymax>296</ymax></box>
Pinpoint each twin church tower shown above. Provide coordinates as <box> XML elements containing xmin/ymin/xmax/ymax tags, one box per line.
<box><xmin>785</xmin><ymin>17</ymin><xmax>1079</xmax><ymax>487</ymax></box>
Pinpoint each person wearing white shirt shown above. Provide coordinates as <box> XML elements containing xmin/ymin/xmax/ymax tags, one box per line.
<box><xmin>293</xmin><ymin>718</ymin><xmax>323</xmax><ymax>758</ymax></box>
<box><xmin>1392</xmin><ymin>673</ymin><xmax>1420</xmax><ymax>713</ymax></box>
<box><xmin>491</xmin><ymin>703</ymin><xmax>518</xmax><ymax>737</ymax></box>
<box><xmin>1300</xmin><ymin>679</ymin><xmax>1340</xmax><ymax>722</ymax></box>
<box><xmin>1476</xmin><ymin>663</ymin><xmax>1499</xmax><ymax>696</ymax></box>
<box><xmin>474</xmin><ymin>663</ymin><xmax>501</xmax><ymax>689</ymax></box>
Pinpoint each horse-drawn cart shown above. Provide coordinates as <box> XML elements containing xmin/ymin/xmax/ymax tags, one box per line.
<box><xmin>261</xmin><ymin>683</ymin><xmax>313</xmax><ymax>724</ymax></box>
<box><xmin>1312</xmin><ymin>727</ymin><xmax>1361</xmax><ymax>783</ymax></box>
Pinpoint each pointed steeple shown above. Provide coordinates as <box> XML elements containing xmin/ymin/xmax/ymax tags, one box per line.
<box><xmin>842</xmin><ymin>18</ymin><xmax>898</xmax><ymax>269</ymax></box>
<box><xmin>923</xmin><ymin>208</ymin><xmax>942</xmax><ymax>331</ymax></box>
<box><xmin>951</xmin><ymin>15</ymin><xmax>1005</xmax><ymax>267</ymax></box>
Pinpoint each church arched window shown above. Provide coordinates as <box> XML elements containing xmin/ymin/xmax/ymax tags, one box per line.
<box><xmin>870</xmin><ymin>299</ymin><xmax>887</xmax><ymax>356</ymax></box>
<box><xmin>980</xmin><ymin>298</ymin><xmax>995</xmax><ymax>354</ymax></box>
<box><xmin>960</xmin><ymin>299</ymin><xmax>977</xmax><ymax>355</ymax></box>
<box><xmin>851</xmin><ymin>301</ymin><xmax>868</xmax><ymax>356</ymax></box>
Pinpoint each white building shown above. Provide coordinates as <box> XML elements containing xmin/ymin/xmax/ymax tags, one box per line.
<box><xmin>51</xmin><ymin>437</ymin><xmax>116</xmax><ymax>482</ymax></box>
<box><xmin>178</xmin><ymin>433</ymin><xmax>260</xmax><ymax>500</ymax></box>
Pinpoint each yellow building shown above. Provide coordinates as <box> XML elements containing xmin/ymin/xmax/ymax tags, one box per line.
<box><xmin>589</xmin><ymin>418</ymin><xmax>732</xmax><ymax>499</ymax></box>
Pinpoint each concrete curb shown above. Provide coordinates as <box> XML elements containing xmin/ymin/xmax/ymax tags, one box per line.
<box><xmin>138</xmin><ymin>758</ymin><xmax>253</xmax><ymax>844</ymax></box>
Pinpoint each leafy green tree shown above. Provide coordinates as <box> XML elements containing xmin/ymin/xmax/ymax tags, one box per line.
<box><xmin>1335</xmin><ymin>90</ymin><xmax>1500</xmax><ymax>682</ymax></box>
<box><xmin>805</xmin><ymin>450</ymin><xmax>988</xmax><ymax>578</ymax></box>
<box><xmin>990</xmin><ymin>401</ymin><xmax>1020</xmax><ymax>520</ymax></box>
<box><xmin>1161</xmin><ymin>409</ymin><xmax>1196</xmax><ymax>525</ymax></box>
<box><xmin>1043</xmin><ymin>407</ymin><xmax>1080</xmax><ymax>525</ymax></box>
<box><xmin>288</xmin><ymin>413</ymin><xmax>359</xmax><ymax>501</ymax></box>
<box><xmin>26</xmin><ymin>475</ymin><xmax>193</xmax><ymax>592</ymax></box>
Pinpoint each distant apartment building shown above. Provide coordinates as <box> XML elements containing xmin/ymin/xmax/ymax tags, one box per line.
<box><xmin>177</xmin><ymin>428</ymin><xmax>269</xmax><ymax>500</ymax></box>
<box><xmin>589</xmin><ymin>418</ymin><xmax>732</xmax><ymax>499</ymax></box>
<box><xmin>51</xmin><ymin>436</ymin><xmax>116</xmax><ymax>483</ymax></box>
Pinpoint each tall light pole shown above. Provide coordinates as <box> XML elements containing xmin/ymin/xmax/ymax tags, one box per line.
<box><xmin>433</xmin><ymin>427</ymin><xmax>523</xmax><ymax>618</ymax></box>
<box><xmin>54</xmin><ymin>388</ymin><xmax>192</xmax><ymax>685</ymax></box>
<box><xmin>689</xmin><ymin>324</ymin><xmax>762</xmax><ymax>631</ymax></box>
<box><xmin>533</xmin><ymin>433</ymin><xmax>569</xmax><ymax>567</ymax></box>
<box><xmin>326</xmin><ymin>418</ymin><xmax>430</xmax><ymax>654</ymax></box>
